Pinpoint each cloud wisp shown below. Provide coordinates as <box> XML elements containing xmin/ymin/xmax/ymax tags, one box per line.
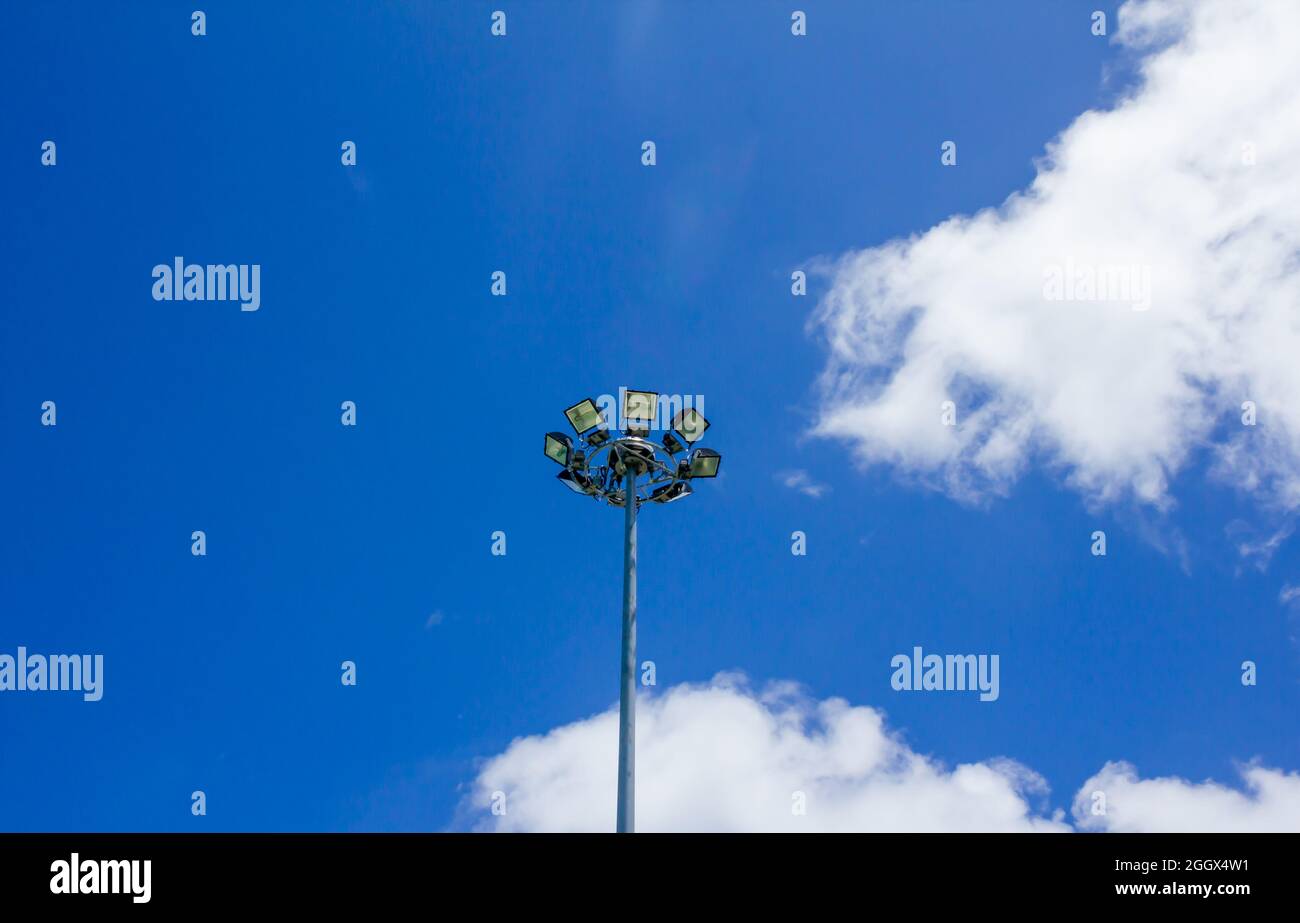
<box><xmin>777</xmin><ymin>469</ymin><xmax>831</xmax><ymax>499</ymax></box>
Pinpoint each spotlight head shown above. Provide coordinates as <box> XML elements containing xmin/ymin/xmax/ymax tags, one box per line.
<box><xmin>688</xmin><ymin>448</ymin><xmax>721</xmax><ymax>478</ymax></box>
<box><xmin>557</xmin><ymin>469</ymin><xmax>597</xmax><ymax>494</ymax></box>
<box><xmin>544</xmin><ymin>432</ymin><xmax>573</xmax><ymax>467</ymax></box>
<box><xmin>623</xmin><ymin>389</ymin><xmax>659</xmax><ymax>425</ymax></box>
<box><xmin>661</xmin><ymin>432</ymin><xmax>685</xmax><ymax>455</ymax></box>
<box><xmin>671</xmin><ymin>407</ymin><xmax>710</xmax><ymax>444</ymax></box>
<box><xmin>564</xmin><ymin>398</ymin><xmax>604</xmax><ymax>436</ymax></box>
<box><xmin>649</xmin><ymin>480</ymin><xmax>693</xmax><ymax>504</ymax></box>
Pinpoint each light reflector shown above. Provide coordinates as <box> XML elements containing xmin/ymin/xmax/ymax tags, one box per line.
<box><xmin>544</xmin><ymin>432</ymin><xmax>572</xmax><ymax>466</ymax></box>
<box><xmin>650</xmin><ymin>481</ymin><xmax>693</xmax><ymax>504</ymax></box>
<box><xmin>557</xmin><ymin>469</ymin><xmax>596</xmax><ymax>494</ymax></box>
<box><xmin>623</xmin><ymin>389</ymin><xmax>659</xmax><ymax>424</ymax></box>
<box><xmin>564</xmin><ymin>398</ymin><xmax>604</xmax><ymax>435</ymax></box>
<box><xmin>671</xmin><ymin>407</ymin><xmax>710</xmax><ymax>444</ymax></box>
<box><xmin>688</xmin><ymin>448</ymin><xmax>721</xmax><ymax>478</ymax></box>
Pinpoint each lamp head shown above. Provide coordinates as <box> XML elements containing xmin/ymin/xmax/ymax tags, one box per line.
<box><xmin>544</xmin><ymin>432</ymin><xmax>573</xmax><ymax>466</ymax></box>
<box><xmin>687</xmin><ymin>448</ymin><xmax>721</xmax><ymax>478</ymax></box>
<box><xmin>671</xmin><ymin>407</ymin><xmax>710</xmax><ymax>444</ymax></box>
<box><xmin>623</xmin><ymin>389</ymin><xmax>659</xmax><ymax>427</ymax></box>
<box><xmin>650</xmin><ymin>480</ymin><xmax>693</xmax><ymax>504</ymax></box>
<box><xmin>564</xmin><ymin>398</ymin><xmax>604</xmax><ymax>436</ymax></box>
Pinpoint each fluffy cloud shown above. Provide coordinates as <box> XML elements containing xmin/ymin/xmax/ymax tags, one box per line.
<box><xmin>1074</xmin><ymin>761</ymin><xmax>1300</xmax><ymax>832</ymax></box>
<box><xmin>471</xmin><ymin>675</ymin><xmax>1068</xmax><ymax>832</ymax></box>
<box><xmin>811</xmin><ymin>0</ymin><xmax>1300</xmax><ymax>508</ymax></box>
<box><xmin>468</xmin><ymin>676</ymin><xmax>1300</xmax><ymax>832</ymax></box>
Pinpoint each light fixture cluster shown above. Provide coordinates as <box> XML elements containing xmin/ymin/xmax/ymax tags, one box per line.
<box><xmin>544</xmin><ymin>391</ymin><xmax>720</xmax><ymax>507</ymax></box>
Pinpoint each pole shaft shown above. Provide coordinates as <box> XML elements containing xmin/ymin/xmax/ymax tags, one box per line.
<box><xmin>616</xmin><ymin>466</ymin><xmax>637</xmax><ymax>833</ymax></box>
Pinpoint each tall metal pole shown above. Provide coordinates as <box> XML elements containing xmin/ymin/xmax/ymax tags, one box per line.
<box><xmin>616</xmin><ymin>465</ymin><xmax>637</xmax><ymax>833</ymax></box>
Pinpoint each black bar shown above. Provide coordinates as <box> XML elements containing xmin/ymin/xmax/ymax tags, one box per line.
<box><xmin>0</xmin><ymin>833</ymin><xmax>1290</xmax><ymax>908</ymax></box>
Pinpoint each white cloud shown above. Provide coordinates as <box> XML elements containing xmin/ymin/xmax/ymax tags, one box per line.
<box><xmin>467</xmin><ymin>676</ymin><xmax>1300</xmax><ymax>832</ymax></box>
<box><xmin>777</xmin><ymin>469</ymin><xmax>830</xmax><ymax>499</ymax></box>
<box><xmin>810</xmin><ymin>0</ymin><xmax>1300</xmax><ymax>509</ymax></box>
<box><xmin>1074</xmin><ymin>761</ymin><xmax>1300</xmax><ymax>832</ymax></box>
<box><xmin>470</xmin><ymin>675</ymin><xmax>1067</xmax><ymax>832</ymax></box>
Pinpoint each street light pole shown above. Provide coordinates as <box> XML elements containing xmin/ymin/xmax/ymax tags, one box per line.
<box><xmin>545</xmin><ymin>393</ymin><xmax>720</xmax><ymax>833</ymax></box>
<box><xmin>616</xmin><ymin>466</ymin><xmax>637</xmax><ymax>834</ymax></box>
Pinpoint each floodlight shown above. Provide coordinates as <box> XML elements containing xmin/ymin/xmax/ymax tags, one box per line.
<box><xmin>557</xmin><ymin>469</ymin><xmax>597</xmax><ymax>494</ymax></box>
<box><xmin>565</xmin><ymin>398</ymin><xmax>604</xmax><ymax>435</ymax></box>
<box><xmin>671</xmin><ymin>407</ymin><xmax>710</xmax><ymax>444</ymax></box>
<box><xmin>649</xmin><ymin>481</ymin><xmax>693</xmax><ymax>504</ymax></box>
<box><xmin>623</xmin><ymin>389</ymin><xmax>659</xmax><ymax>423</ymax></box>
<box><xmin>661</xmin><ymin>432</ymin><xmax>685</xmax><ymax>455</ymax></box>
<box><xmin>544</xmin><ymin>432</ymin><xmax>572</xmax><ymax>466</ymax></box>
<box><xmin>688</xmin><ymin>448</ymin><xmax>721</xmax><ymax>478</ymax></box>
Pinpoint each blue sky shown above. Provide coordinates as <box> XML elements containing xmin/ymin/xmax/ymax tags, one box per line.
<box><xmin>3</xmin><ymin>1</ymin><xmax>1298</xmax><ymax>832</ymax></box>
